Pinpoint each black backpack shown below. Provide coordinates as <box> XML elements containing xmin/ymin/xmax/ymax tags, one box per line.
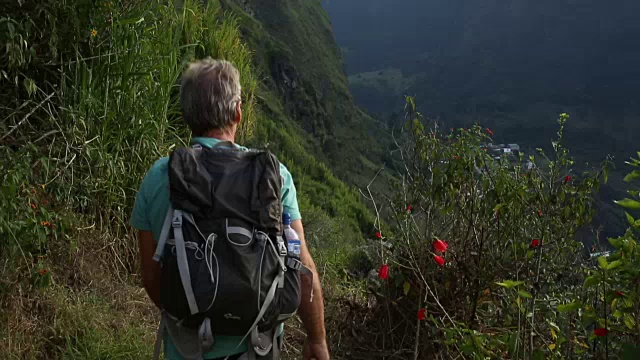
<box><xmin>151</xmin><ymin>143</ymin><xmax>310</xmax><ymax>360</ymax></box>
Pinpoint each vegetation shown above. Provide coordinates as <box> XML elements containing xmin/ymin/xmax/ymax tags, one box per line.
<box><xmin>322</xmin><ymin>99</ymin><xmax>640</xmax><ymax>359</ymax></box>
<box><xmin>1</xmin><ymin>0</ymin><xmax>374</xmax><ymax>357</ymax></box>
<box><xmin>2</xmin><ymin>1</ymin><xmax>640</xmax><ymax>360</ymax></box>
<box><xmin>219</xmin><ymin>0</ymin><xmax>397</xmax><ymax>193</ymax></box>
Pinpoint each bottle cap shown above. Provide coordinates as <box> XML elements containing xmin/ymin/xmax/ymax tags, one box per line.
<box><xmin>283</xmin><ymin>212</ymin><xmax>291</xmax><ymax>225</ymax></box>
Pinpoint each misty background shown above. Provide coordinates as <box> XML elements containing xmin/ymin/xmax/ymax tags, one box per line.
<box><xmin>322</xmin><ymin>0</ymin><xmax>640</xmax><ymax>241</ymax></box>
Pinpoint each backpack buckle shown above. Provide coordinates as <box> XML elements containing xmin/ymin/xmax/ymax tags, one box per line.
<box><xmin>172</xmin><ymin>211</ymin><xmax>182</xmax><ymax>228</ymax></box>
<box><xmin>286</xmin><ymin>257</ymin><xmax>302</xmax><ymax>271</ymax></box>
<box><xmin>276</xmin><ymin>236</ymin><xmax>287</xmax><ymax>256</ymax></box>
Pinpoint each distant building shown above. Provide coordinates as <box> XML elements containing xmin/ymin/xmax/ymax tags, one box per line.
<box><xmin>485</xmin><ymin>143</ymin><xmax>521</xmax><ymax>159</ymax></box>
<box><xmin>589</xmin><ymin>251</ymin><xmax>612</xmax><ymax>260</ymax></box>
<box><xmin>525</xmin><ymin>160</ymin><xmax>534</xmax><ymax>170</ymax></box>
<box><xmin>482</xmin><ymin>142</ymin><xmax>534</xmax><ymax>170</ymax></box>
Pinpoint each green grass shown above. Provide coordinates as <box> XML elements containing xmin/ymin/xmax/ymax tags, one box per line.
<box><xmin>2</xmin><ymin>0</ymin><xmax>261</xmax><ymax>240</ymax></box>
<box><xmin>1</xmin><ymin>0</ymin><xmax>382</xmax><ymax>357</ymax></box>
<box><xmin>0</xmin><ymin>281</ymin><xmax>156</xmax><ymax>359</ymax></box>
<box><xmin>54</xmin><ymin>290</ymin><xmax>155</xmax><ymax>360</ymax></box>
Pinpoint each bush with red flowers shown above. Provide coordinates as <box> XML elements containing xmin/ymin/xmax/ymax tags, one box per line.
<box><xmin>361</xmin><ymin>101</ymin><xmax>616</xmax><ymax>359</ymax></box>
<box><xmin>565</xmin><ymin>152</ymin><xmax>640</xmax><ymax>359</ymax></box>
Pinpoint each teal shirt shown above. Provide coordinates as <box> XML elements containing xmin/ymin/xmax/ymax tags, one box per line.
<box><xmin>130</xmin><ymin>137</ymin><xmax>301</xmax><ymax>359</ymax></box>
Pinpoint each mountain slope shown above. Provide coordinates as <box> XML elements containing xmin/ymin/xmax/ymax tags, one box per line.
<box><xmin>323</xmin><ymin>0</ymin><xmax>638</xmax><ymax>238</ymax></box>
<box><xmin>221</xmin><ymin>0</ymin><xmax>397</xmax><ymax>190</ymax></box>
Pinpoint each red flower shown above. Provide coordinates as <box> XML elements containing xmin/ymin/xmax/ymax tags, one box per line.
<box><xmin>433</xmin><ymin>239</ymin><xmax>449</xmax><ymax>253</ymax></box>
<box><xmin>31</xmin><ymin>189</ymin><xmax>36</xmax><ymax>194</ymax></box>
<box><xmin>616</xmin><ymin>291</ymin><xmax>624</xmax><ymax>297</ymax></box>
<box><xmin>433</xmin><ymin>255</ymin><xmax>445</xmax><ymax>266</ymax></box>
<box><xmin>594</xmin><ymin>328</ymin><xmax>608</xmax><ymax>337</ymax></box>
<box><xmin>42</xmin><ymin>199</ymin><xmax>49</xmax><ymax>205</ymax></box>
<box><xmin>453</xmin><ymin>155</ymin><xmax>460</xmax><ymax>160</ymax></box>
<box><xmin>417</xmin><ymin>308</ymin><xmax>426</xmax><ymax>320</ymax></box>
<box><xmin>30</xmin><ymin>203</ymin><xmax>37</xmax><ymax>209</ymax></box>
<box><xmin>564</xmin><ymin>175</ymin><xmax>572</xmax><ymax>184</ymax></box>
<box><xmin>375</xmin><ymin>231</ymin><xmax>382</xmax><ymax>239</ymax></box>
<box><xmin>536</xmin><ymin>210</ymin><xmax>543</xmax><ymax>217</ymax></box>
<box><xmin>530</xmin><ymin>239</ymin><xmax>541</xmax><ymax>248</ymax></box>
<box><xmin>38</xmin><ymin>269</ymin><xmax>48</xmax><ymax>276</ymax></box>
<box><xmin>486</xmin><ymin>128</ymin><xmax>494</xmax><ymax>136</ymax></box>
<box><xmin>406</xmin><ymin>205</ymin><xmax>413</xmax><ymax>213</ymax></box>
<box><xmin>378</xmin><ymin>264</ymin><xmax>389</xmax><ymax>280</ymax></box>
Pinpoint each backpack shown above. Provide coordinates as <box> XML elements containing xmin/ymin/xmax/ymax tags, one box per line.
<box><xmin>151</xmin><ymin>143</ymin><xmax>311</xmax><ymax>360</ymax></box>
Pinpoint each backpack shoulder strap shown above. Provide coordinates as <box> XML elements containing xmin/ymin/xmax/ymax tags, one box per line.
<box><xmin>153</xmin><ymin>206</ymin><xmax>174</xmax><ymax>262</ymax></box>
<box><xmin>153</xmin><ymin>206</ymin><xmax>199</xmax><ymax>315</ymax></box>
<box><xmin>172</xmin><ymin>209</ymin><xmax>200</xmax><ymax>315</ymax></box>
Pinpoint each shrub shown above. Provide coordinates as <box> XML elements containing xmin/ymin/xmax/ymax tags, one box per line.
<box><xmin>570</xmin><ymin>154</ymin><xmax>640</xmax><ymax>359</ymax></box>
<box><xmin>356</xmin><ymin>98</ymin><xmax>610</xmax><ymax>359</ymax></box>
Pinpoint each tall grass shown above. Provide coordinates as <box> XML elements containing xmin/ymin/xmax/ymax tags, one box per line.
<box><xmin>57</xmin><ymin>0</ymin><xmax>258</xmax><ymax>235</ymax></box>
<box><xmin>2</xmin><ymin>0</ymin><xmax>258</xmax><ymax>260</ymax></box>
<box><xmin>1</xmin><ymin>0</ymin><xmax>259</xmax><ymax>357</ymax></box>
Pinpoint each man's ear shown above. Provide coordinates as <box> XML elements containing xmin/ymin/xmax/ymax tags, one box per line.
<box><xmin>234</xmin><ymin>101</ymin><xmax>242</xmax><ymax>124</ymax></box>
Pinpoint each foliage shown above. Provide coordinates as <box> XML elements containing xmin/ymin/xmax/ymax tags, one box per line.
<box><xmin>344</xmin><ymin>98</ymin><xmax>613</xmax><ymax>359</ymax></box>
<box><xmin>0</xmin><ymin>0</ymin><xmax>377</xmax><ymax>357</ymax></box>
<box><xmin>564</xmin><ymin>153</ymin><xmax>640</xmax><ymax>359</ymax></box>
<box><xmin>6</xmin><ymin>1</ymin><xmax>639</xmax><ymax>359</ymax></box>
<box><xmin>0</xmin><ymin>0</ymin><xmax>256</xmax><ymax>356</ymax></box>
<box><xmin>2</xmin><ymin>0</ymin><xmax>258</xmax><ymax>240</ymax></box>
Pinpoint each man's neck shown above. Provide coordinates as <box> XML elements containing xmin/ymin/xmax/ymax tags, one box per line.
<box><xmin>199</xmin><ymin>128</ymin><xmax>235</xmax><ymax>143</ymax></box>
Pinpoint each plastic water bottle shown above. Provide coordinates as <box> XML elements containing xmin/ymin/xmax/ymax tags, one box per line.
<box><xmin>283</xmin><ymin>213</ymin><xmax>301</xmax><ymax>257</ymax></box>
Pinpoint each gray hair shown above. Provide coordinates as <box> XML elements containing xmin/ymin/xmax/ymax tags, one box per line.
<box><xmin>180</xmin><ymin>58</ymin><xmax>242</xmax><ymax>135</ymax></box>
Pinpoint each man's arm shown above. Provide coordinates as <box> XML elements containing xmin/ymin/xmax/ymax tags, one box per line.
<box><xmin>291</xmin><ymin>220</ymin><xmax>329</xmax><ymax>359</ymax></box>
<box><xmin>138</xmin><ymin>230</ymin><xmax>162</xmax><ymax>309</ymax></box>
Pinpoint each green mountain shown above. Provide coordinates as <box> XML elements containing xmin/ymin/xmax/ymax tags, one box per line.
<box><xmin>220</xmin><ymin>0</ymin><xmax>396</xmax><ymax>189</ymax></box>
<box><xmin>324</xmin><ymin>0</ymin><xmax>638</xmax><ymax>239</ymax></box>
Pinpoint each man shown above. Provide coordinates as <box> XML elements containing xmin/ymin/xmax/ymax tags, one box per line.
<box><xmin>130</xmin><ymin>58</ymin><xmax>329</xmax><ymax>360</ymax></box>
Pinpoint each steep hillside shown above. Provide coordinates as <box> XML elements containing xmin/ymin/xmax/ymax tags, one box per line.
<box><xmin>220</xmin><ymin>0</ymin><xmax>397</xmax><ymax>190</ymax></box>
<box><xmin>0</xmin><ymin>0</ymin><xmax>380</xmax><ymax>357</ymax></box>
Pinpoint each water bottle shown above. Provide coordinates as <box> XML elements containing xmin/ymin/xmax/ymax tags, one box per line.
<box><xmin>283</xmin><ymin>213</ymin><xmax>301</xmax><ymax>257</ymax></box>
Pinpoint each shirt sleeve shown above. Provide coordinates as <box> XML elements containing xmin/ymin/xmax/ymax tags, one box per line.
<box><xmin>279</xmin><ymin>163</ymin><xmax>301</xmax><ymax>221</ymax></box>
<box><xmin>130</xmin><ymin>170</ymin><xmax>153</xmax><ymax>231</ymax></box>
